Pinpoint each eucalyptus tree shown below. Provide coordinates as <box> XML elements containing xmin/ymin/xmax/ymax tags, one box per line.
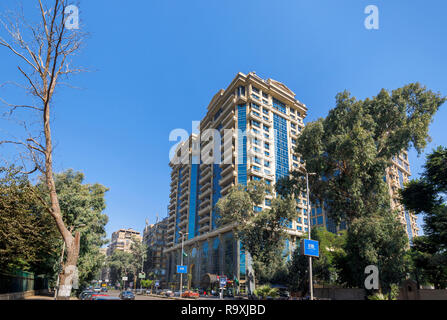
<box><xmin>0</xmin><ymin>0</ymin><xmax>88</xmax><ymax>298</ymax></box>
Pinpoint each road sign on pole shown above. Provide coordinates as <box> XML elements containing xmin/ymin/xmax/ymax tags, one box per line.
<box><xmin>301</xmin><ymin>239</ymin><xmax>319</xmax><ymax>258</ymax></box>
<box><xmin>177</xmin><ymin>265</ymin><xmax>187</xmax><ymax>274</ymax></box>
<box><xmin>139</xmin><ymin>273</ymin><xmax>146</xmax><ymax>279</ymax></box>
<box><xmin>122</xmin><ymin>276</ymin><xmax>128</xmax><ymax>281</ymax></box>
<box><xmin>219</xmin><ymin>276</ymin><xmax>227</xmax><ymax>288</ymax></box>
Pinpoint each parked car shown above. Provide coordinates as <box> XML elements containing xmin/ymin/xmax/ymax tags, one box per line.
<box><xmin>101</xmin><ymin>287</ymin><xmax>108</xmax><ymax>293</ymax></box>
<box><xmin>278</xmin><ymin>289</ymin><xmax>290</xmax><ymax>300</ymax></box>
<box><xmin>174</xmin><ymin>291</ymin><xmax>180</xmax><ymax>297</ymax></box>
<box><xmin>93</xmin><ymin>287</ymin><xmax>101</xmax><ymax>293</ymax></box>
<box><xmin>181</xmin><ymin>291</ymin><xmax>200</xmax><ymax>299</ymax></box>
<box><xmin>119</xmin><ymin>290</ymin><xmax>135</xmax><ymax>300</ymax></box>
<box><xmin>91</xmin><ymin>295</ymin><xmax>120</xmax><ymax>301</ymax></box>
<box><xmin>79</xmin><ymin>290</ymin><xmax>94</xmax><ymax>300</ymax></box>
<box><xmin>164</xmin><ymin>290</ymin><xmax>174</xmax><ymax>297</ymax></box>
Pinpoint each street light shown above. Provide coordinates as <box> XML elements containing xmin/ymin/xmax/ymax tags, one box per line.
<box><xmin>179</xmin><ymin>231</ymin><xmax>188</xmax><ymax>297</ymax></box>
<box><xmin>300</xmin><ymin>165</ymin><xmax>316</xmax><ymax>301</ymax></box>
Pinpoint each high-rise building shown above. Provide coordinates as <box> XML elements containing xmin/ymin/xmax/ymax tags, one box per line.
<box><xmin>163</xmin><ymin>71</ymin><xmax>419</xmax><ymax>292</ymax></box>
<box><xmin>164</xmin><ymin>72</ymin><xmax>309</xmax><ymax>292</ymax></box>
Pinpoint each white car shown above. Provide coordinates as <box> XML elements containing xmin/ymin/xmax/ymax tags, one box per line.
<box><xmin>93</xmin><ymin>287</ymin><xmax>101</xmax><ymax>293</ymax></box>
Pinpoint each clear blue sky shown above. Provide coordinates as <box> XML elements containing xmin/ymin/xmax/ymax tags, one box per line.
<box><xmin>0</xmin><ymin>1</ymin><xmax>446</xmax><ymax>239</ymax></box>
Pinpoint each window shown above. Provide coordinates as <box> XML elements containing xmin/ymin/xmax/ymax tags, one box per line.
<box><xmin>264</xmin><ymin>169</ymin><xmax>271</xmax><ymax>175</ymax></box>
<box><xmin>251</xmin><ymin>120</ymin><xmax>260</xmax><ymax>128</ymax></box>
<box><xmin>264</xmin><ymin>142</ymin><xmax>270</xmax><ymax>150</ymax></box>
<box><xmin>262</xmin><ymin>92</ymin><xmax>268</xmax><ymax>99</ymax></box>
<box><xmin>253</xmin><ymin>146</ymin><xmax>261</xmax><ymax>153</ymax></box>
<box><xmin>251</xmin><ymin>94</ymin><xmax>260</xmax><ymax>100</ymax></box>
<box><xmin>291</xmin><ymin>123</ymin><xmax>296</xmax><ymax>129</ymax></box>
<box><xmin>252</xmin><ymin>86</ymin><xmax>259</xmax><ymax>94</ymax></box>
<box><xmin>290</xmin><ymin>109</ymin><xmax>295</xmax><ymax>114</ymax></box>
<box><xmin>292</xmin><ymin>138</ymin><xmax>297</xmax><ymax>145</ymax></box>
<box><xmin>297</xmin><ymin>226</ymin><xmax>302</xmax><ymax>231</ymax></box>
<box><xmin>237</xmin><ymin>86</ymin><xmax>245</xmax><ymax>97</ymax></box>
<box><xmin>263</xmin><ymin>124</ymin><xmax>270</xmax><ymax>132</ymax></box>
<box><xmin>297</xmin><ymin>217</ymin><xmax>302</xmax><ymax>223</ymax></box>
<box><xmin>272</xmin><ymin>98</ymin><xmax>286</xmax><ymax>113</ymax></box>
<box><xmin>252</xmin><ymin>111</ymin><xmax>260</xmax><ymax>118</ymax></box>
<box><xmin>262</xmin><ymin>99</ymin><xmax>269</xmax><ymax>105</ymax></box>
<box><xmin>253</xmin><ymin>157</ymin><xmax>261</xmax><ymax>165</ymax></box>
<box><xmin>265</xmin><ymin>199</ymin><xmax>271</xmax><ymax>206</ymax></box>
<box><xmin>253</xmin><ymin>165</ymin><xmax>261</xmax><ymax>172</ymax></box>
<box><xmin>262</xmin><ymin>108</ymin><xmax>269</xmax><ymax>115</ymax></box>
<box><xmin>253</xmin><ymin>138</ymin><xmax>260</xmax><ymax>145</ymax></box>
<box><xmin>317</xmin><ymin>216</ymin><xmax>323</xmax><ymax>224</ymax></box>
<box><xmin>254</xmin><ymin>206</ymin><xmax>262</xmax><ymax>212</ymax></box>
<box><xmin>292</xmin><ymin>155</ymin><xmax>298</xmax><ymax>161</ymax></box>
<box><xmin>264</xmin><ymin>160</ymin><xmax>270</xmax><ymax>167</ymax></box>
<box><xmin>264</xmin><ymin>151</ymin><xmax>270</xmax><ymax>156</ymax></box>
<box><xmin>251</xmin><ymin>103</ymin><xmax>260</xmax><ymax>111</ymax></box>
<box><xmin>252</xmin><ymin>128</ymin><xmax>259</xmax><ymax>134</ymax></box>
<box><xmin>263</xmin><ymin>116</ymin><xmax>269</xmax><ymax>121</ymax></box>
<box><xmin>265</xmin><ymin>180</ymin><xmax>272</xmax><ymax>185</ymax></box>
<box><xmin>264</xmin><ymin>133</ymin><xmax>269</xmax><ymax>139</ymax></box>
<box><xmin>252</xmin><ymin>176</ymin><xmax>261</xmax><ymax>181</ymax></box>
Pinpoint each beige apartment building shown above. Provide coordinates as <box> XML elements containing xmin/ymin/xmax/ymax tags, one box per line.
<box><xmin>106</xmin><ymin>228</ymin><xmax>142</xmax><ymax>256</ymax></box>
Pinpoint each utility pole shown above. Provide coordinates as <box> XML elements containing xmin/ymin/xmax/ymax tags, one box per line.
<box><xmin>179</xmin><ymin>231</ymin><xmax>188</xmax><ymax>297</ymax></box>
<box><xmin>305</xmin><ymin>171</ymin><xmax>314</xmax><ymax>301</ymax></box>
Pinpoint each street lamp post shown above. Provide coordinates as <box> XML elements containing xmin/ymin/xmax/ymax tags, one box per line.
<box><xmin>179</xmin><ymin>231</ymin><xmax>188</xmax><ymax>297</ymax></box>
<box><xmin>301</xmin><ymin>166</ymin><xmax>316</xmax><ymax>301</ymax></box>
<box><xmin>305</xmin><ymin>171</ymin><xmax>314</xmax><ymax>301</ymax></box>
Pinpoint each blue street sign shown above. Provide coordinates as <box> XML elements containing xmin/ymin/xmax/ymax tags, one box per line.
<box><xmin>302</xmin><ymin>239</ymin><xmax>319</xmax><ymax>258</ymax></box>
<box><xmin>155</xmin><ymin>281</ymin><xmax>160</xmax><ymax>287</ymax></box>
<box><xmin>177</xmin><ymin>265</ymin><xmax>187</xmax><ymax>274</ymax></box>
<box><xmin>219</xmin><ymin>276</ymin><xmax>227</xmax><ymax>287</ymax></box>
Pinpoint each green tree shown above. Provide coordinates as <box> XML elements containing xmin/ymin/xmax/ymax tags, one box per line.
<box><xmin>288</xmin><ymin>227</ymin><xmax>347</xmax><ymax>292</ymax></box>
<box><xmin>0</xmin><ymin>166</ymin><xmax>59</xmax><ymax>277</ymax></box>
<box><xmin>107</xmin><ymin>250</ymin><xmax>134</xmax><ymax>286</ymax></box>
<box><xmin>254</xmin><ymin>285</ymin><xmax>279</xmax><ymax>299</ymax></box>
<box><xmin>36</xmin><ymin>169</ymin><xmax>109</xmax><ymax>289</ymax></box>
<box><xmin>292</xmin><ymin>84</ymin><xmax>445</xmax><ymax>226</ymax></box>
<box><xmin>400</xmin><ymin>146</ymin><xmax>447</xmax><ymax>288</ymax></box>
<box><xmin>130</xmin><ymin>237</ymin><xmax>147</xmax><ymax>289</ymax></box>
<box><xmin>339</xmin><ymin>210</ymin><xmax>409</xmax><ymax>294</ymax></box>
<box><xmin>279</xmin><ymin>84</ymin><xmax>444</xmax><ymax>291</ymax></box>
<box><xmin>216</xmin><ymin>180</ymin><xmax>296</xmax><ymax>286</ymax></box>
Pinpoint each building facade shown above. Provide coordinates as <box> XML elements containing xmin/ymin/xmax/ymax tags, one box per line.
<box><xmin>164</xmin><ymin>72</ymin><xmax>309</xmax><ymax>292</ymax></box>
<box><xmin>106</xmin><ymin>228</ymin><xmax>142</xmax><ymax>256</ymax></box>
<box><xmin>143</xmin><ymin>218</ymin><xmax>168</xmax><ymax>284</ymax></box>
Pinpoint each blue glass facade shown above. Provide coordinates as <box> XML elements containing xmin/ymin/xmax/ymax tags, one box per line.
<box><xmin>211</xmin><ymin>164</ymin><xmax>222</xmax><ymax>230</ymax></box>
<box><xmin>237</xmin><ymin>104</ymin><xmax>248</xmax><ymax>186</ymax></box>
<box><xmin>273</xmin><ymin>113</ymin><xmax>289</xmax><ymax>180</ymax></box>
<box><xmin>188</xmin><ymin>160</ymin><xmax>200</xmax><ymax>240</ymax></box>
<box><xmin>175</xmin><ymin>167</ymin><xmax>183</xmax><ymax>244</ymax></box>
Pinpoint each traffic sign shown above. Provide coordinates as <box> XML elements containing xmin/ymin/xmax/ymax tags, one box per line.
<box><xmin>122</xmin><ymin>276</ymin><xmax>128</xmax><ymax>281</ymax></box>
<box><xmin>155</xmin><ymin>281</ymin><xmax>160</xmax><ymax>287</ymax></box>
<box><xmin>301</xmin><ymin>239</ymin><xmax>319</xmax><ymax>258</ymax></box>
<box><xmin>177</xmin><ymin>265</ymin><xmax>187</xmax><ymax>274</ymax></box>
<box><xmin>219</xmin><ymin>276</ymin><xmax>227</xmax><ymax>287</ymax></box>
<box><xmin>138</xmin><ymin>273</ymin><xmax>146</xmax><ymax>279</ymax></box>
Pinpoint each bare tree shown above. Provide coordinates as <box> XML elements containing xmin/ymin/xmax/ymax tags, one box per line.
<box><xmin>0</xmin><ymin>0</ymin><xmax>86</xmax><ymax>299</ymax></box>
